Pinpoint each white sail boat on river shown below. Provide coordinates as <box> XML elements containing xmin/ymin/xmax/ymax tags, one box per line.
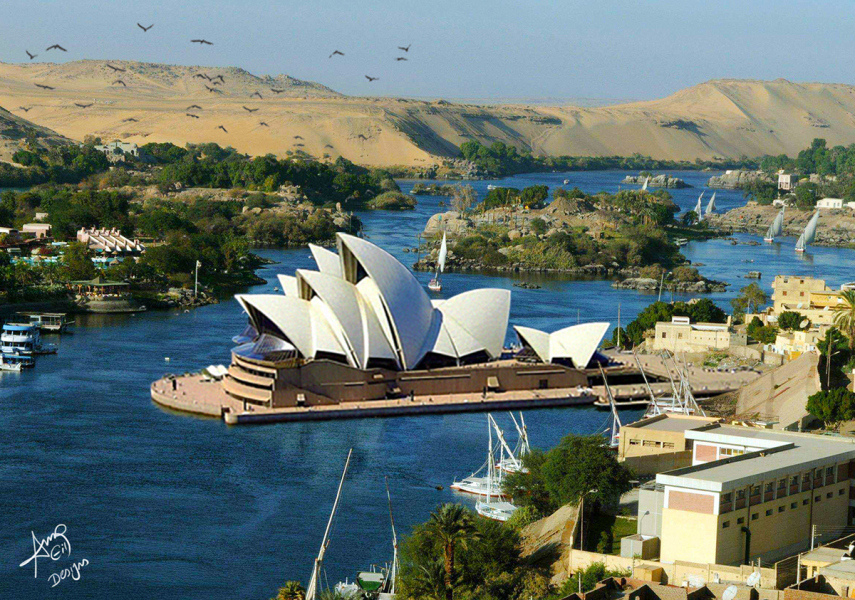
<box><xmin>496</xmin><ymin>413</ymin><xmax>530</xmax><ymax>474</ymax></box>
<box><xmin>451</xmin><ymin>415</ymin><xmax>508</xmax><ymax>498</ymax></box>
<box><xmin>428</xmin><ymin>232</ymin><xmax>446</xmax><ymax>292</ymax></box>
<box><xmin>705</xmin><ymin>191</ymin><xmax>716</xmax><ymax>215</ymax></box>
<box><xmin>764</xmin><ymin>207</ymin><xmax>785</xmax><ymax>243</ymax></box>
<box><xmin>795</xmin><ymin>211</ymin><xmax>820</xmax><ymax>253</ymax></box>
<box><xmin>475</xmin><ymin>417</ymin><xmax>519</xmax><ymax>522</ymax></box>
<box><xmin>694</xmin><ymin>192</ymin><xmax>704</xmax><ymax>222</ymax></box>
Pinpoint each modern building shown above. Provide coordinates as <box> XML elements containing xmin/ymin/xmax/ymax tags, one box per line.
<box><xmin>77</xmin><ymin>227</ymin><xmax>145</xmax><ymax>255</ymax></box>
<box><xmin>22</xmin><ymin>223</ymin><xmax>52</xmax><ymax>239</ymax></box>
<box><xmin>778</xmin><ymin>173</ymin><xmax>799</xmax><ymax>191</ymax></box>
<box><xmin>219</xmin><ymin>233</ymin><xmax>609</xmax><ymax>409</ymax></box>
<box><xmin>816</xmin><ymin>198</ymin><xmax>843</xmax><ymax>210</ymax></box>
<box><xmin>643</xmin><ymin>424</ymin><xmax>855</xmax><ymax>566</ymax></box>
<box><xmin>652</xmin><ymin>316</ymin><xmax>746</xmax><ymax>354</ymax></box>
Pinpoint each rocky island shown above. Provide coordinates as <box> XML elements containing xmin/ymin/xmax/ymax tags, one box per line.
<box><xmin>621</xmin><ymin>173</ymin><xmax>690</xmax><ymax>188</ymax></box>
<box><xmin>706</xmin><ymin>169</ymin><xmax>774</xmax><ymax>189</ymax></box>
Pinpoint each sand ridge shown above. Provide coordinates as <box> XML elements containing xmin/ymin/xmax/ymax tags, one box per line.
<box><xmin>3</xmin><ymin>60</ymin><xmax>855</xmax><ymax>166</ymax></box>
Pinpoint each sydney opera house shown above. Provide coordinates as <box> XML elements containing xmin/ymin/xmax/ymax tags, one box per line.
<box><xmin>218</xmin><ymin>233</ymin><xmax>610</xmax><ymax>410</ymax></box>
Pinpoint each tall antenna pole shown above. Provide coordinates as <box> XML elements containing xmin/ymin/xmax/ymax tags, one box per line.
<box><xmin>306</xmin><ymin>448</ymin><xmax>353</xmax><ymax>600</ymax></box>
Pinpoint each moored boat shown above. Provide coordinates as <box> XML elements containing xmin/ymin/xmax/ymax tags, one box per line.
<box><xmin>1</xmin><ymin>353</ymin><xmax>34</xmax><ymax>369</ymax></box>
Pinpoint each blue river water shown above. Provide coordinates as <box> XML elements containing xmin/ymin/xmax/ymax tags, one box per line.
<box><xmin>1</xmin><ymin>170</ymin><xmax>853</xmax><ymax>599</ymax></box>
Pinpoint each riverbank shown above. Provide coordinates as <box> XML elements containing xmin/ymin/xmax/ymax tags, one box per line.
<box><xmin>705</xmin><ymin>203</ymin><xmax>855</xmax><ymax>247</ymax></box>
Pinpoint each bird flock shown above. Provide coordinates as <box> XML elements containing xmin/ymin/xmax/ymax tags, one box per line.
<box><xmin>16</xmin><ymin>23</ymin><xmax>414</xmax><ymax>142</ymax></box>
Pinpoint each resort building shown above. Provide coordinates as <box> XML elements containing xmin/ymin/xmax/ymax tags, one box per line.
<box><xmin>67</xmin><ymin>276</ymin><xmax>130</xmax><ymax>298</ymax></box>
<box><xmin>77</xmin><ymin>227</ymin><xmax>145</xmax><ymax>255</ymax></box>
<box><xmin>199</xmin><ymin>233</ymin><xmax>609</xmax><ymax>410</ymax></box>
<box><xmin>633</xmin><ymin>421</ymin><xmax>855</xmax><ymax>566</ymax></box>
<box><xmin>22</xmin><ymin>223</ymin><xmax>52</xmax><ymax>239</ymax></box>
<box><xmin>652</xmin><ymin>316</ymin><xmax>746</xmax><ymax>354</ymax></box>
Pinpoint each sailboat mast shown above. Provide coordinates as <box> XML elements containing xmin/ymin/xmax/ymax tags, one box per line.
<box><xmin>306</xmin><ymin>448</ymin><xmax>353</xmax><ymax>600</ymax></box>
<box><xmin>384</xmin><ymin>476</ymin><xmax>398</xmax><ymax>595</ymax></box>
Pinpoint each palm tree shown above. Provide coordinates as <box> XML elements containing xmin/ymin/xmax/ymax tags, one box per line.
<box><xmin>272</xmin><ymin>581</ymin><xmax>306</xmax><ymax>600</ymax></box>
<box><xmin>834</xmin><ymin>289</ymin><xmax>855</xmax><ymax>351</ymax></box>
<box><xmin>425</xmin><ymin>504</ymin><xmax>479</xmax><ymax>600</ymax></box>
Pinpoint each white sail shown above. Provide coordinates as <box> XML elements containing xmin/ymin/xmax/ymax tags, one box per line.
<box><xmin>795</xmin><ymin>232</ymin><xmax>806</xmax><ymax>252</ymax></box>
<box><xmin>438</xmin><ymin>233</ymin><xmax>447</xmax><ymax>273</ymax></box>
<box><xmin>766</xmin><ymin>207</ymin><xmax>785</xmax><ymax>240</ymax></box>
<box><xmin>694</xmin><ymin>192</ymin><xmax>704</xmax><ymax>222</ymax></box>
<box><xmin>803</xmin><ymin>211</ymin><xmax>820</xmax><ymax>245</ymax></box>
<box><xmin>705</xmin><ymin>192</ymin><xmax>716</xmax><ymax>215</ymax></box>
<box><xmin>641</xmin><ymin>176</ymin><xmax>649</xmax><ymax>191</ymax></box>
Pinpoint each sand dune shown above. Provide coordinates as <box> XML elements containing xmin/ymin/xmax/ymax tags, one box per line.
<box><xmin>3</xmin><ymin>60</ymin><xmax>855</xmax><ymax>166</ymax></box>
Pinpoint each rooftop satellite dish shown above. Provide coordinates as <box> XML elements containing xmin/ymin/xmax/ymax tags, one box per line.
<box><xmin>723</xmin><ymin>585</ymin><xmax>739</xmax><ymax>600</ymax></box>
<box><xmin>686</xmin><ymin>575</ymin><xmax>706</xmax><ymax>589</ymax></box>
<box><xmin>747</xmin><ymin>571</ymin><xmax>762</xmax><ymax>587</ymax></box>
<box><xmin>799</xmin><ymin>318</ymin><xmax>810</xmax><ymax>329</ymax></box>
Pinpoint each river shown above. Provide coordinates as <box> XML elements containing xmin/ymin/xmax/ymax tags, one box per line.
<box><xmin>1</xmin><ymin>170</ymin><xmax>853</xmax><ymax>599</ymax></box>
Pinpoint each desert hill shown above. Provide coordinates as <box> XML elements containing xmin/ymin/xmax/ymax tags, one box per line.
<box><xmin>3</xmin><ymin>61</ymin><xmax>855</xmax><ymax>166</ymax></box>
<box><xmin>0</xmin><ymin>104</ymin><xmax>71</xmax><ymax>160</ymax></box>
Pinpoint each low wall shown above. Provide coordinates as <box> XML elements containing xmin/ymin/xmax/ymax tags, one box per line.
<box><xmin>621</xmin><ymin>451</ymin><xmax>693</xmax><ymax>477</ymax></box>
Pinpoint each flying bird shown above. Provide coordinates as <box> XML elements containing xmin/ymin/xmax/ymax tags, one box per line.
<box><xmin>213</xmin><ymin>75</ymin><xmax>224</xmax><ymax>83</ymax></box>
<box><xmin>137</xmin><ymin>23</ymin><xmax>154</xmax><ymax>32</ymax></box>
<box><xmin>250</xmin><ymin>91</ymin><xmax>263</xmax><ymax>99</ymax></box>
<box><xmin>270</xmin><ymin>88</ymin><xmax>286</xmax><ymax>94</ymax></box>
<box><xmin>186</xmin><ymin>104</ymin><xmax>202</xmax><ymax>110</ymax></box>
<box><xmin>398</xmin><ymin>44</ymin><xmax>411</xmax><ymax>52</ymax></box>
<box><xmin>75</xmin><ymin>103</ymin><xmax>93</xmax><ymax>108</ymax></box>
<box><xmin>46</xmin><ymin>44</ymin><xmax>67</xmax><ymax>52</ymax></box>
<box><xmin>191</xmin><ymin>39</ymin><xmax>213</xmax><ymax>45</ymax></box>
<box><xmin>194</xmin><ymin>73</ymin><xmax>210</xmax><ymax>80</ymax></box>
<box><xmin>35</xmin><ymin>83</ymin><xmax>54</xmax><ymax>90</ymax></box>
<box><xmin>186</xmin><ymin>113</ymin><xmax>200</xmax><ymax>119</ymax></box>
<box><xmin>211</xmin><ymin>80</ymin><xmax>222</xmax><ymax>86</ymax></box>
<box><xmin>395</xmin><ymin>57</ymin><xmax>408</xmax><ymax>61</ymax></box>
<box><xmin>293</xmin><ymin>135</ymin><xmax>303</xmax><ymax>139</ymax></box>
<box><xmin>25</xmin><ymin>50</ymin><xmax>37</xmax><ymax>60</ymax></box>
<box><xmin>205</xmin><ymin>85</ymin><xmax>219</xmax><ymax>93</ymax></box>
<box><xmin>365</xmin><ymin>75</ymin><xmax>378</xmax><ymax>82</ymax></box>
<box><xmin>112</xmin><ymin>80</ymin><xmax>126</xmax><ymax>86</ymax></box>
<box><xmin>329</xmin><ymin>50</ymin><xmax>344</xmax><ymax>58</ymax></box>
<box><xmin>217</xmin><ymin>125</ymin><xmax>228</xmax><ymax>132</ymax></box>
<box><xmin>123</xmin><ymin>117</ymin><xmax>139</xmax><ymax>122</ymax></box>
<box><xmin>107</xmin><ymin>64</ymin><xmax>126</xmax><ymax>72</ymax></box>
<box><xmin>259</xmin><ymin>122</ymin><xmax>269</xmax><ymax>127</ymax></box>
<box><xmin>19</xmin><ymin>106</ymin><xmax>31</xmax><ymax>112</ymax></box>
<box><xmin>242</xmin><ymin>106</ymin><xmax>258</xmax><ymax>113</ymax></box>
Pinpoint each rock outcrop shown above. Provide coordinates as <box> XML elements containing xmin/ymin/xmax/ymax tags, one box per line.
<box><xmin>706</xmin><ymin>170</ymin><xmax>774</xmax><ymax>189</ymax></box>
<box><xmin>705</xmin><ymin>203</ymin><xmax>855</xmax><ymax>247</ymax></box>
<box><xmin>621</xmin><ymin>174</ymin><xmax>690</xmax><ymax>188</ymax></box>
<box><xmin>611</xmin><ymin>277</ymin><xmax>728</xmax><ymax>293</ymax></box>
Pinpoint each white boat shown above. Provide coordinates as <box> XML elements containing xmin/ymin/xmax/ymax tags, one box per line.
<box><xmin>641</xmin><ymin>351</ymin><xmax>706</xmax><ymax>419</ymax></box>
<box><xmin>705</xmin><ymin>192</ymin><xmax>716</xmax><ymax>215</ymax></box>
<box><xmin>694</xmin><ymin>192</ymin><xmax>704</xmax><ymax>222</ymax></box>
<box><xmin>641</xmin><ymin>176</ymin><xmax>649</xmax><ymax>191</ymax></box>
<box><xmin>475</xmin><ymin>418</ymin><xmax>518</xmax><ymax>521</ymax></box>
<box><xmin>764</xmin><ymin>207</ymin><xmax>785</xmax><ymax>243</ymax></box>
<box><xmin>0</xmin><ymin>355</ymin><xmax>24</xmax><ymax>372</ymax></box>
<box><xmin>563</xmin><ymin>179</ymin><xmax>570</xmax><ymax>185</ymax></box>
<box><xmin>496</xmin><ymin>413</ymin><xmax>530</xmax><ymax>474</ymax></box>
<box><xmin>427</xmin><ymin>232</ymin><xmax>447</xmax><ymax>292</ymax></box>
<box><xmin>487</xmin><ymin>184</ymin><xmax>498</xmax><ymax>191</ymax></box>
<box><xmin>1</xmin><ymin>323</ymin><xmax>39</xmax><ymax>355</ymax></box>
<box><xmin>451</xmin><ymin>417</ymin><xmax>507</xmax><ymax>498</ymax></box>
<box><xmin>795</xmin><ymin>211</ymin><xmax>820</xmax><ymax>253</ymax></box>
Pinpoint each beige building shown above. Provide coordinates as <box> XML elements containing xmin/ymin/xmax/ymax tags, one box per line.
<box><xmin>22</xmin><ymin>223</ymin><xmax>52</xmax><ymax>239</ymax></box>
<box><xmin>652</xmin><ymin>316</ymin><xmax>746</xmax><ymax>353</ymax></box>
<box><xmin>816</xmin><ymin>198</ymin><xmax>843</xmax><ymax>209</ymax></box>
<box><xmin>652</xmin><ymin>425</ymin><xmax>855</xmax><ymax>566</ymax></box>
<box><xmin>778</xmin><ymin>172</ymin><xmax>799</xmax><ymax>191</ymax></box>
<box><xmin>770</xmin><ymin>326</ymin><xmax>829</xmax><ymax>360</ymax></box>
<box><xmin>756</xmin><ymin>276</ymin><xmax>850</xmax><ymax>327</ymax></box>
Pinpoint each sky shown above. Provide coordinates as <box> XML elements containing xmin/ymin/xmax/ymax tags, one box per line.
<box><xmin>2</xmin><ymin>0</ymin><xmax>855</xmax><ymax>101</ymax></box>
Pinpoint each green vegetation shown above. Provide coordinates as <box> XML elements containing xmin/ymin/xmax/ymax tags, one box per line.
<box><xmin>365</xmin><ymin>190</ymin><xmax>417</xmax><ymax>210</ymax></box>
<box><xmin>270</xmin><ymin>581</ymin><xmax>306</xmax><ymax>600</ymax></box>
<box><xmin>411</xmin><ymin>183</ymin><xmax>458</xmax><ymax>196</ymax></box>
<box><xmin>397</xmin><ymin>503</ymin><xmax>551</xmax><ymax>600</ymax></box>
<box><xmin>777</xmin><ymin>310</ymin><xmax>810</xmax><ymax>331</ymax></box>
<box><xmin>746</xmin><ymin>317</ymin><xmax>778</xmax><ymax>345</ymax></box>
<box><xmin>547</xmin><ymin>563</ymin><xmax>631</xmax><ymax>600</ymax></box>
<box><xmin>833</xmin><ymin>290</ymin><xmax>855</xmax><ymax>352</ymax></box>
<box><xmin>1</xmin><ymin>144</ymin><xmax>110</xmax><ymax>187</ymax></box>
<box><xmin>620</xmin><ymin>299</ymin><xmax>727</xmax><ymax>347</ymax></box>
<box><xmin>731</xmin><ymin>282</ymin><xmax>768</xmax><ymax>321</ymax></box>
<box><xmin>818</xmin><ymin>328</ymin><xmax>854</xmax><ymax>391</ymax></box>
<box><xmin>503</xmin><ymin>434</ymin><xmax>633</xmax><ymax>518</ymax></box>
<box><xmin>458</xmin><ymin>141</ymin><xmax>757</xmax><ymax>178</ymax></box>
<box><xmin>807</xmin><ymin>388</ymin><xmax>855</xmax><ymax>428</ymax></box>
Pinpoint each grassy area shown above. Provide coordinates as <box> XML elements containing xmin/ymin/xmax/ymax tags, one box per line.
<box><xmin>582</xmin><ymin>512</ymin><xmax>637</xmax><ymax>555</ymax></box>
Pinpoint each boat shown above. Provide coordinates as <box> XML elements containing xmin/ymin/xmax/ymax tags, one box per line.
<box><xmin>427</xmin><ymin>232</ymin><xmax>447</xmax><ymax>292</ymax></box>
<box><xmin>764</xmin><ymin>207</ymin><xmax>785</xmax><ymax>243</ymax></box>
<box><xmin>1</xmin><ymin>353</ymin><xmax>34</xmax><ymax>369</ymax></box>
<box><xmin>694</xmin><ymin>192</ymin><xmax>704</xmax><ymax>222</ymax></box>
<box><xmin>451</xmin><ymin>417</ymin><xmax>507</xmax><ymax>498</ymax></box>
<box><xmin>335</xmin><ymin>476</ymin><xmax>399</xmax><ymax>598</ymax></box>
<box><xmin>641</xmin><ymin>351</ymin><xmax>706</xmax><ymax>419</ymax></box>
<box><xmin>597</xmin><ymin>364</ymin><xmax>622</xmax><ymax>449</ymax></box>
<box><xmin>641</xmin><ymin>176</ymin><xmax>649</xmax><ymax>191</ymax></box>
<box><xmin>705</xmin><ymin>192</ymin><xmax>716</xmax><ymax>215</ymax></box>
<box><xmin>487</xmin><ymin>184</ymin><xmax>498</xmax><ymax>191</ymax></box>
<box><xmin>675</xmin><ymin>238</ymin><xmax>689</xmax><ymax>247</ymax></box>
<box><xmin>15</xmin><ymin>312</ymin><xmax>71</xmax><ymax>333</ymax></box>
<box><xmin>563</xmin><ymin>179</ymin><xmax>570</xmax><ymax>185</ymax></box>
<box><xmin>495</xmin><ymin>413</ymin><xmax>530</xmax><ymax>474</ymax></box>
<box><xmin>1</xmin><ymin>323</ymin><xmax>39</xmax><ymax>355</ymax></box>
<box><xmin>795</xmin><ymin>211</ymin><xmax>820</xmax><ymax>253</ymax></box>
<box><xmin>475</xmin><ymin>417</ymin><xmax>518</xmax><ymax>521</ymax></box>
<box><xmin>306</xmin><ymin>449</ymin><xmax>352</xmax><ymax>600</ymax></box>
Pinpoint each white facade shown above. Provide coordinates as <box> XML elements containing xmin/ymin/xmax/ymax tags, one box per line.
<box><xmin>817</xmin><ymin>198</ymin><xmax>843</xmax><ymax>209</ymax></box>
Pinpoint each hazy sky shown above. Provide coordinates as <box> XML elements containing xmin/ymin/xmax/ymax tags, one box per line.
<box><xmin>3</xmin><ymin>0</ymin><xmax>855</xmax><ymax>101</ymax></box>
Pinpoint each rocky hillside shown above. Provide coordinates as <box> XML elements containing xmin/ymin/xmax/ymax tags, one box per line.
<box><xmin>4</xmin><ymin>63</ymin><xmax>855</xmax><ymax>166</ymax></box>
<box><xmin>0</xmin><ymin>105</ymin><xmax>71</xmax><ymax>161</ymax></box>
<box><xmin>705</xmin><ymin>202</ymin><xmax>855</xmax><ymax>247</ymax></box>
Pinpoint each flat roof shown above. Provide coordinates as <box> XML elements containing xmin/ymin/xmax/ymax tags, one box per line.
<box><xmin>626</xmin><ymin>414</ymin><xmax>718</xmax><ymax>434</ymax></box>
<box><xmin>800</xmin><ymin>547</ymin><xmax>848</xmax><ymax>565</ymax></box>
<box><xmin>657</xmin><ymin>426</ymin><xmax>855</xmax><ymax>492</ymax></box>
<box><xmin>821</xmin><ymin>560</ymin><xmax>855</xmax><ymax>580</ymax></box>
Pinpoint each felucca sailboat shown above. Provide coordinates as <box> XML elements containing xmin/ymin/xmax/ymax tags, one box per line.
<box><xmin>705</xmin><ymin>192</ymin><xmax>716</xmax><ymax>215</ymax></box>
<box><xmin>694</xmin><ymin>192</ymin><xmax>704</xmax><ymax>222</ymax></box>
<box><xmin>795</xmin><ymin>211</ymin><xmax>820</xmax><ymax>253</ymax></box>
<box><xmin>764</xmin><ymin>207</ymin><xmax>785</xmax><ymax>243</ymax></box>
<box><xmin>428</xmin><ymin>232</ymin><xmax>446</xmax><ymax>292</ymax></box>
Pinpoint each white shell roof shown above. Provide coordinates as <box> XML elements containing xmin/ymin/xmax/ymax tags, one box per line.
<box><xmin>514</xmin><ymin>322</ymin><xmax>609</xmax><ymax>368</ymax></box>
<box><xmin>235</xmin><ymin>233</ymin><xmax>535</xmax><ymax>371</ymax></box>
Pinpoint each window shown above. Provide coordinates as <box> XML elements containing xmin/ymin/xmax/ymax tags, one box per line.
<box><xmin>791</xmin><ymin>476</ymin><xmax>799</xmax><ymax>486</ymax></box>
<box><xmin>737</xmin><ymin>490</ymin><xmax>746</xmax><ymax>500</ymax></box>
<box><xmin>751</xmin><ymin>513</ymin><xmax>759</xmax><ymax>521</ymax></box>
<box><xmin>803</xmin><ymin>473</ymin><xmax>811</xmax><ymax>483</ymax></box>
<box><xmin>778</xmin><ymin>479</ymin><xmax>787</xmax><ymax>490</ymax></box>
<box><xmin>662</xmin><ymin>332</ymin><xmax>667</xmax><ymax>338</ymax></box>
<box><xmin>779</xmin><ymin>505</ymin><xmax>785</xmax><ymax>513</ymax></box>
<box><xmin>815</xmin><ymin>496</ymin><xmax>821</xmax><ymax>503</ymax></box>
<box><xmin>723</xmin><ymin>521</ymin><xmax>730</xmax><ymax>529</ymax></box>
<box><xmin>765</xmin><ymin>482</ymin><xmax>774</xmax><ymax>494</ymax></box>
<box><xmin>827</xmin><ymin>492</ymin><xmax>833</xmax><ymax>499</ymax></box>
<box><xmin>827</xmin><ymin>467</ymin><xmax>835</xmax><ymax>478</ymax></box>
<box><xmin>643</xmin><ymin>440</ymin><xmax>659</xmax><ymax>447</ymax></box>
<box><xmin>765</xmin><ymin>509</ymin><xmax>773</xmax><ymax>516</ymax></box>
<box><xmin>721</xmin><ymin>447</ymin><xmax>744</xmax><ymax>457</ymax></box>
<box><xmin>791</xmin><ymin>502</ymin><xmax>797</xmax><ymax>509</ymax></box>
<box><xmin>800</xmin><ymin>292</ymin><xmax>805</xmax><ymax>297</ymax></box>
<box><xmin>737</xmin><ymin>517</ymin><xmax>745</xmax><ymax>524</ymax></box>
<box><xmin>663</xmin><ymin>442</ymin><xmax>675</xmax><ymax>449</ymax></box>
<box><xmin>722</xmin><ymin>493</ymin><xmax>733</xmax><ymax>503</ymax></box>
<box><xmin>803</xmin><ymin>499</ymin><xmax>810</xmax><ymax>505</ymax></box>
<box><xmin>841</xmin><ymin>489</ymin><xmax>847</xmax><ymax>496</ymax></box>
<box><xmin>750</xmin><ymin>486</ymin><xmax>761</xmax><ymax>496</ymax></box>
<box><xmin>783</xmin><ymin>291</ymin><xmax>788</xmax><ymax>296</ymax></box>
<box><xmin>630</xmin><ymin>439</ymin><xmax>641</xmax><ymax>446</ymax></box>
